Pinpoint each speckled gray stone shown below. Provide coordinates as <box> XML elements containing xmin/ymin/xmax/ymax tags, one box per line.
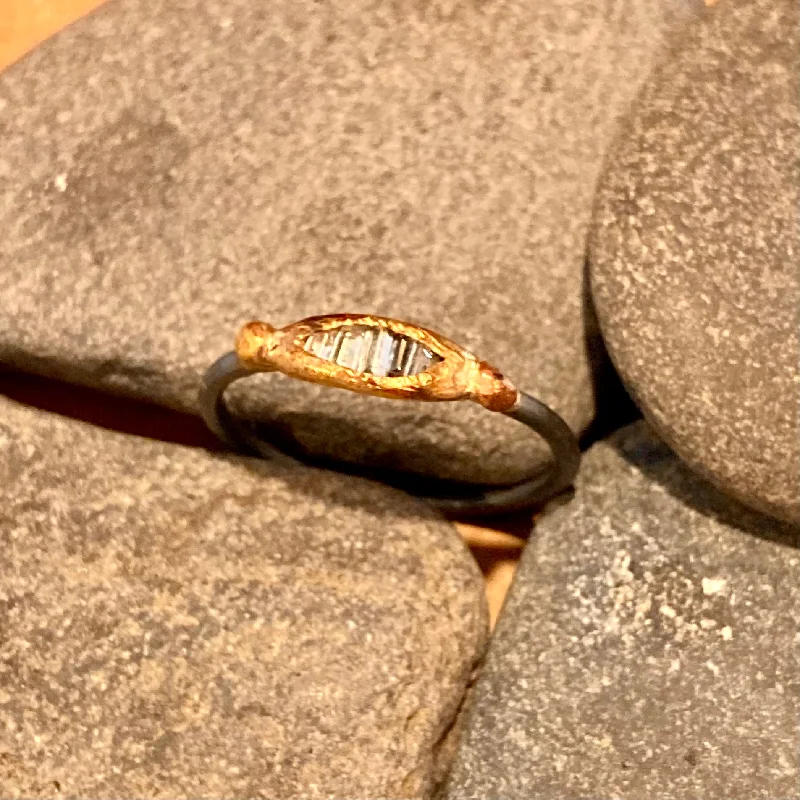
<box><xmin>446</xmin><ymin>422</ymin><xmax>800</xmax><ymax>800</ymax></box>
<box><xmin>590</xmin><ymin>0</ymin><xmax>800</xmax><ymax>522</ymax></box>
<box><xmin>0</xmin><ymin>0</ymin><xmax>699</xmax><ymax>485</ymax></box>
<box><xmin>0</xmin><ymin>395</ymin><xmax>487</xmax><ymax>798</ymax></box>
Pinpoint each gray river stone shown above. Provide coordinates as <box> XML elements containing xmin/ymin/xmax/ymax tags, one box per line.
<box><xmin>0</xmin><ymin>0</ymin><xmax>698</xmax><ymax>485</ymax></box>
<box><xmin>590</xmin><ymin>0</ymin><xmax>800</xmax><ymax>522</ymax></box>
<box><xmin>446</xmin><ymin>422</ymin><xmax>799</xmax><ymax>799</ymax></box>
<box><xmin>0</xmin><ymin>394</ymin><xmax>487</xmax><ymax>798</ymax></box>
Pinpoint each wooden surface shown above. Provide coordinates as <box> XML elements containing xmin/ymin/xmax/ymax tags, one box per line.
<box><xmin>0</xmin><ymin>0</ymin><xmax>106</xmax><ymax>70</ymax></box>
<box><xmin>0</xmin><ymin>0</ymin><xmax>524</xmax><ymax>626</ymax></box>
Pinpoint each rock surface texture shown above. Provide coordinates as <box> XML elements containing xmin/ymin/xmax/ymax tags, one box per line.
<box><xmin>591</xmin><ymin>0</ymin><xmax>800</xmax><ymax>522</ymax></box>
<box><xmin>0</xmin><ymin>0</ymin><xmax>698</xmax><ymax>485</ymax></box>
<box><xmin>0</xmin><ymin>395</ymin><xmax>487</xmax><ymax>798</ymax></box>
<box><xmin>445</xmin><ymin>422</ymin><xmax>800</xmax><ymax>800</ymax></box>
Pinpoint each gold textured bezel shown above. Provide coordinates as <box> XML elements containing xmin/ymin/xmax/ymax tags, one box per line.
<box><xmin>234</xmin><ymin>313</ymin><xmax>519</xmax><ymax>412</ymax></box>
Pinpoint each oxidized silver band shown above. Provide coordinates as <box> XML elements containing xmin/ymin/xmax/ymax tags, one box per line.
<box><xmin>199</xmin><ymin>314</ymin><xmax>580</xmax><ymax>516</ymax></box>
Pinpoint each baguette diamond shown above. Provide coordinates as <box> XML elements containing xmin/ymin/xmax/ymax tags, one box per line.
<box><xmin>370</xmin><ymin>330</ymin><xmax>398</xmax><ymax>377</ymax></box>
<box><xmin>303</xmin><ymin>325</ymin><xmax>442</xmax><ymax>377</ymax></box>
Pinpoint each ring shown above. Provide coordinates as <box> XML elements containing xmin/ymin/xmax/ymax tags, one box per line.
<box><xmin>199</xmin><ymin>313</ymin><xmax>580</xmax><ymax>516</ymax></box>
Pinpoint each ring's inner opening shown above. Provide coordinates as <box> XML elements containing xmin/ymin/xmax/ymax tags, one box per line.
<box><xmin>302</xmin><ymin>325</ymin><xmax>443</xmax><ymax>377</ymax></box>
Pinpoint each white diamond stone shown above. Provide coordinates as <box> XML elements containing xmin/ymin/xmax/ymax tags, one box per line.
<box><xmin>316</xmin><ymin>331</ymin><xmax>340</xmax><ymax>360</ymax></box>
<box><xmin>393</xmin><ymin>338</ymin><xmax>409</xmax><ymax>375</ymax></box>
<box><xmin>401</xmin><ymin>341</ymin><xmax>419</xmax><ymax>376</ymax></box>
<box><xmin>356</xmin><ymin>329</ymin><xmax>376</xmax><ymax>372</ymax></box>
<box><xmin>335</xmin><ymin>329</ymin><xmax>364</xmax><ymax>370</ymax></box>
<box><xmin>410</xmin><ymin>345</ymin><xmax>436</xmax><ymax>375</ymax></box>
<box><xmin>304</xmin><ymin>331</ymin><xmax>331</xmax><ymax>358</ymax></box>
<box><xmin>370</xmin><ymin>330</ymin><xmax>398</xmax><ymax>377</ymax></box>
<box><xmin>302</xmin><ymin>325</ymin><xmax>442</xmax><ymax>376</ymax></box>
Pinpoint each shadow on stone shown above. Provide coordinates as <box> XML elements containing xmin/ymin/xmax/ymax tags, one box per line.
<box><xmin>229</xmin><ymin>413</ymin><xmax>559</xmax><ymax>528</ymax></box>
<box><xmin>612</xmin><ymin>424</ymin><xmax>800</xmax><ymax>550</ymax></box>
<box><xmin>0</xmin><ymin>367</ymin><xmax>542</xmax><ymax>531</ymax></box>
<box><xmin>214</xmin><ymin>447</ymin><xmax>450</xmax><ymax>523</ymax></box>
<box><xmin>0</xmin><ymin>368</ymin><xmax>220</xmax><ymax>450</ymax></box>
<box><xmin>580</xmin><ymin>257</ymin><xmax>642</xmax><ymax>451</ymax></box>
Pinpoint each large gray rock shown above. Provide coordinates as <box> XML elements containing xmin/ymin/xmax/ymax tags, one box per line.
<box><xmin>0</xmin><ymin>395</ymin><xmax>487</xmax><ymax>798</ymax></box>
<box><xmin>591</xmin><ymin>0</ymin><xmax>800</xmax><ymax>522</ymax></box>
<box><xmin>0</xmin><ymin>0</ymin><xmax>698</xmax><ymax>485</ymax></box>
<box><xmin>446</xmin><ymin>422</ymin><xmax>799</xmax><ymax>799</ymax></box>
